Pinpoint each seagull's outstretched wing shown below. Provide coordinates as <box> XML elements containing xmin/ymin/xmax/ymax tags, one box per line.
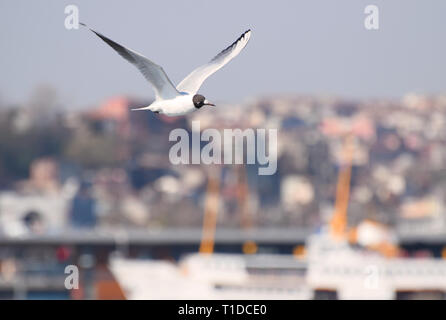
<box><xmin>176</xmin><ymin>30</ymin><xmax>251</xmax><ymax>94</ymax></box>
<box><xmin>81</xmin><ymin>23</ymin><xmax>180</xmax><ymax>100</ymax></box>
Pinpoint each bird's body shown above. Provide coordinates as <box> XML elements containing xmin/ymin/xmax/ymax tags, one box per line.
<box><xmin>133</xmin><ymin>93</ymin><xmax>196</xmax><ymax>116</ymax></box>
<box><xmin>81</xmin><ymin>24</ymin><xmax>251</xmax><ymax>116</ymax></box>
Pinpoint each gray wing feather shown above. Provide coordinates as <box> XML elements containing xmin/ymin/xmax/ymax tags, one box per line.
<box><xmin>81</xmin><ymin>24</ymin><xmax>179</xmax><ymax>100</ymax></box>
<box><xmin>176</xmin><ymin>30</ymin><xmax>252</xmax><ymax>94</ymax></box>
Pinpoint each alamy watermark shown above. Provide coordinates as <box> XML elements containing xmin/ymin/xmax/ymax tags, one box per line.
<box><xmin>364</xmin><ymin>5</ymin><xmax>379</xmax><ymax>30</ymax></box>
<box><xmin>64</xmin><ymin>5</ymin><xmax>79</xmax><ymax>30</ymax></box>
<box><xmin>64</xmin><ymin>265</ymin><xmax>79</xmax><ymax>290</ymax></box>
<box><xmin>169</xmin><ymin>121</ymin><xmax>277</xmax><ymax>175</ymax></box>
<box><xmin>363</xmin><ymin>264</ymin><xmax>380</xmax><ymax>290</ymax></box>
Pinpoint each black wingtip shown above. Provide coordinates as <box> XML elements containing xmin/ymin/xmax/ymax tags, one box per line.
<box><xmin>241</xmin><ymin>29</ymin><xmax>251</xmax><ymax>40</ymax></box>
<box><xmin>210</xmin><ymin>29</ymin><xmax>252</xmax><ymax>62</ymax></box>
<box><xmin>79</xmin><ymin>23</ymin><xmax>104</xmax><ymax>39</ymax></box>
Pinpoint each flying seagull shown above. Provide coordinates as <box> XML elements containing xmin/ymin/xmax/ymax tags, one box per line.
<box><xmin>80</xmin><ymin>23</ymin><xmax>251</xmax><ymax>116</ymax></box>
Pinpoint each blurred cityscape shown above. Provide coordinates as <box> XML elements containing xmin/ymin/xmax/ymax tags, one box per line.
<box><xmin>0</xmin><ymin>87</ymin><xmax>445</xmax><ymax>299</ymax></box>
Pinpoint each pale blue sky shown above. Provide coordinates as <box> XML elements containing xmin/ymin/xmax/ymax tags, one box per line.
<box><xmin>0</xmin><ymin>0</ymin><xmax>445</xmax><ymax>108</ymax></box>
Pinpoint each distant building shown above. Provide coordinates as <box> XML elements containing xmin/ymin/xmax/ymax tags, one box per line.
<box><xmin>69</xmin><ymin>183</ymin><xmax>97</xmax><ymax>228</ymax></box>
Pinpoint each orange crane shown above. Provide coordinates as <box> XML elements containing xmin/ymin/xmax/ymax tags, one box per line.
<box><xmin>329</xmin><ymin>133</ymin><xmax>400</xmax><ymax>257</ymax></box>
<box><xmin>199</xmin><ymin>163</ymin><xmax>256</xmax><ymax>255</ymax></box>
<box><xmin>330</xmin><ymin>134</ymin><xmax>354</xmax><ymax>240</ymax></box>
<box><xmin>199</xmin><ymin>166</ymin><xmax>221</xmax><ymax>254</ymax></box>
<box><xmin>236</xmin><ymin>164</ymin><xmax>258</xmax><ymax>254</ymax></box>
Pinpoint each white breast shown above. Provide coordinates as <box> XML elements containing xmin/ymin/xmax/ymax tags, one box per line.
<box><xmin>152</xmin><ymin>95</ymin><xmax>196</xmax><ymax>116</ymax></box>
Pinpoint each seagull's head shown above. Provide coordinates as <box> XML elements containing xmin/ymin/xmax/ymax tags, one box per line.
<box><xmin>193</xmin><ymin>94</ymin><xmax>215</xmax><ymax>109</ymax></box>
